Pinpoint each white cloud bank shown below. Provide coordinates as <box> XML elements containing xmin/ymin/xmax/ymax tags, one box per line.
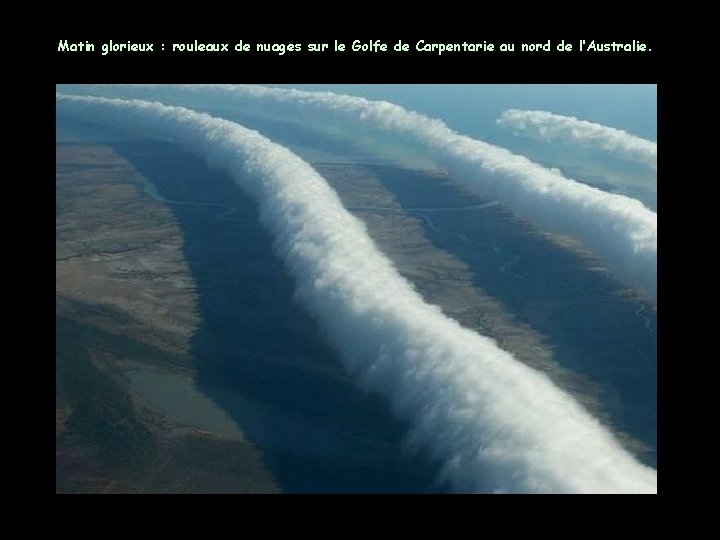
<box><xmin>57</xmin><ymin>94</ymin><xmax>657</xmax><ymax>493</ymax></box>
<box><xmin>497</xmin><ymin>109</ymin><xmax>657</xmax><ymax>171</ymax></box>
<box><xmin>62</xmin><ymin>85</ymin><xmax>656</xmax><ymax>302</ymax></box>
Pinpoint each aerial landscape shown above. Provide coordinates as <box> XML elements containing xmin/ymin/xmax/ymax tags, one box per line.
<box><xmin>56</xmin><ymin>84</ymin><xmax>657</xmax><ymax>494</ymax></box>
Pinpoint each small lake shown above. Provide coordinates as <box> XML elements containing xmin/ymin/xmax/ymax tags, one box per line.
<box><xmin>125</xmin><ymin>369</ymin><xmax>244</xmax><ymax>441</ymax></box>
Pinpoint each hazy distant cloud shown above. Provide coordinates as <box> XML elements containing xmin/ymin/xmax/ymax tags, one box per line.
<box><xmin>498</xmin><ymin>109</ymin><xmax>657</xmax><ymax>171</ymax></box>
<box><xmin>57</xmin><ymin>94</ymin><xmax>657</xmax><ymax>493</ymax></box>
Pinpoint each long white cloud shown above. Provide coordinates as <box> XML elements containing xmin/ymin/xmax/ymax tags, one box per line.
<box><xmin>56</xmin><ymin>94</ymin><xmax>657</xmax><ymax>493</ymax></box>
<box><xmin>61</xmin><ymin>85</ymin><xmax>657</xmax><ymax>302</ymax></box>
<box><xmin>498</xmin><ymin>109</ymin><xmax>657</xmax><ymax>171</ymax></box>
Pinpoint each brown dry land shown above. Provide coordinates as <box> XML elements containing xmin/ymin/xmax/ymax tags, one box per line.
<box><xmin>56</xmin><ymin>142</ymin><xmax>278</xmax><ymax>493</ymax></box>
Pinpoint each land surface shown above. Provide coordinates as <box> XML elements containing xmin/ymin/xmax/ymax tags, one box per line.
<box><xmin>56</xmin><ymin>138</ymin><xmax>279</xmax><ymax>493</ymax></box>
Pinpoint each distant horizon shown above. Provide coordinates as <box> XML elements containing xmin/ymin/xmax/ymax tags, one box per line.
<box><xmin>270</xmin><ymin>84</ymin><xmax>657</xmax><ymax>141</ymax></box>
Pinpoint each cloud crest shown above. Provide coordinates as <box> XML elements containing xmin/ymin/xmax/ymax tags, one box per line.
<box><xmin>497</xmin><ymin>108</ymin><xmax>657</xmax><ymax>171</ymax></box>
<box><xmin>57</xmin><ymin>94</ymin><xmax>657</xmax><ymax>493</ymax></box>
